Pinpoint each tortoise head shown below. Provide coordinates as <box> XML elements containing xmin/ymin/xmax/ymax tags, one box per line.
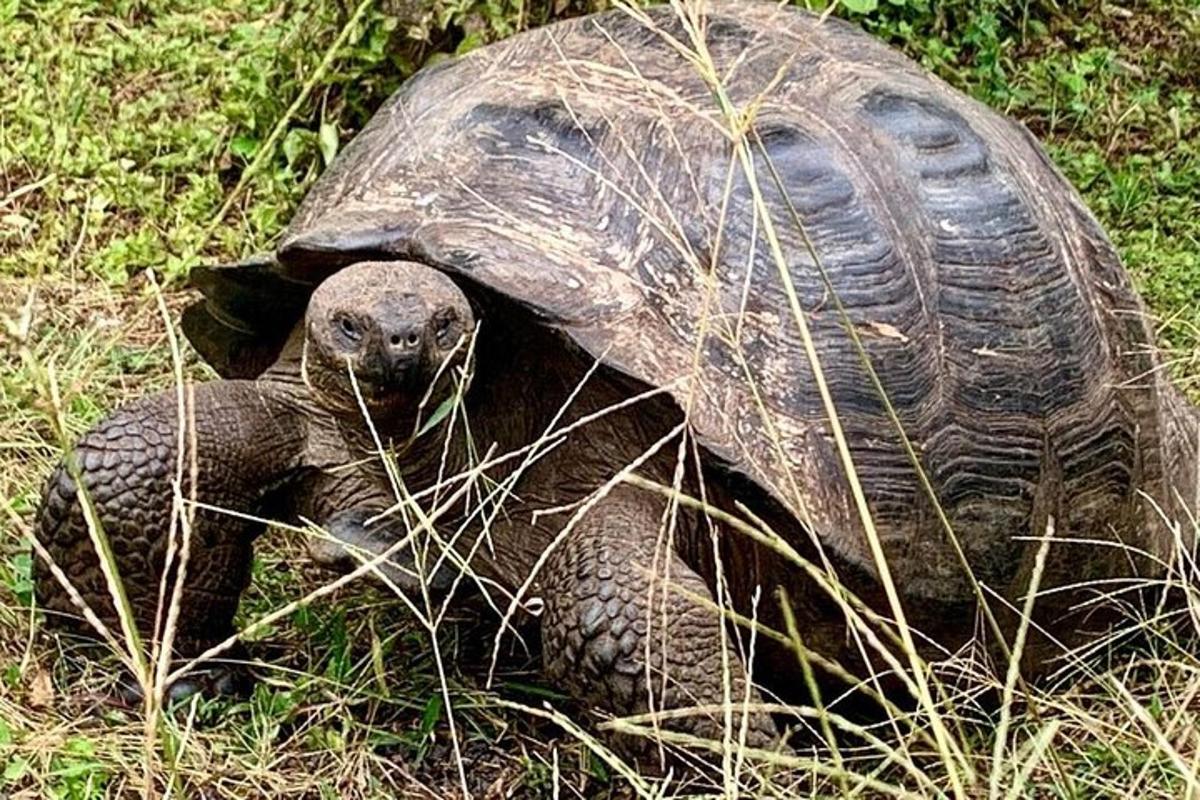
<box><xmin>303</xmin><ymin>261</ymin><xmax>474</xmax><ymax>422</ymax></box>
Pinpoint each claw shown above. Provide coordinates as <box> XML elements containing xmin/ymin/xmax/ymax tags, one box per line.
<box><xmin>112</xmin><ymin>664</ymin><xmax>251</xmax><ymax>708</ymax></box>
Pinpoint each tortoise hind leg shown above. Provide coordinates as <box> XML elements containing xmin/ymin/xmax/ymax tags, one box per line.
<box><xmin>539</xmin><ymin>485</ymin><xmax>780</xmax><ymax>762</ymax></box>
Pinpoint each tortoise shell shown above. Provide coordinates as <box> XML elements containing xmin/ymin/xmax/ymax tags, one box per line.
<box><xmin>185</xmin><ymin>1</ymin><xmax>1198</xmax><ymax>607</ymax></box>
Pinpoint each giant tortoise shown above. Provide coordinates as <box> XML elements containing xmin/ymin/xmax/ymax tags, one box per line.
<box><xmin>34</xmin><ymin>1</ymin><xmax>1200</xmax><ymax>751</ymax></box>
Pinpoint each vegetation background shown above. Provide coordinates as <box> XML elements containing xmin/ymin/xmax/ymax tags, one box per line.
<box><xmin>1</xmin><ymin>0</ymin><xmax>1197</xmax><ymax>797</ymax></box>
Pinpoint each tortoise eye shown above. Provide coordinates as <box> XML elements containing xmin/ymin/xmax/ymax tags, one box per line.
<box><xmin>434</xmin><ymin>310</ymin><xmax>457</xmax><ymax>343</ymax></box>
<box><xmin>336</xmin><ymin>315</ymin><xmax>362</xmax><ymax>343</ymax></box>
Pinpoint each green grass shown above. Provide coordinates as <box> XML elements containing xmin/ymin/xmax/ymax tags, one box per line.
<box><xmin>866</xmin><ymin>0</ymin><xmax>1200</xmax><ymax>368</ymax></box>
<box><xmin>2</xmin><ymin>0</ymin><xmax>1199</xmax><ymax>797</ymax></box>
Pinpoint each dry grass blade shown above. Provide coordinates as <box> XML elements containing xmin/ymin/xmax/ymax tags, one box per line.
<box><xmin>988</xmin><ymin>516</ymin><xmax>1055</xmax><ymax>799</ymax></box>
<box><xmin>1002</xmin><ymin>721</ymin><xmax>1062</xmax><ymax>800</ymax></box>
<box><xmin>603</xmin><ymin>716</ymin><xmax>930</xmax><ymax>800</ymax></box>
<box><xmin>494</xmin><ymin>699</ymin><xmax>657</xmax><ymax>798</ymax></box>
<box><xmin>778</xmin><ymin>590</ymin><xmax>849</xmax><ymax>797</ymax></box>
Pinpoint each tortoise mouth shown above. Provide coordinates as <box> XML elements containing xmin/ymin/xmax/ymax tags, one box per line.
<box><xmin>350</xmin><ymin>366</ymin><xmax>425</xmax><ymax>398</ymax></box>
<box><xmin>311</xmin><ymin>354</ymin><xmax>463</xmax><ymax>427</ymax></box>
<box><xmin>328</xmin><ymin>370</ymin><xmax>435</xmax><ymax>417</ymax></box>
<box><xmin>349</xmin><ymin>375</ymin><xmax>399</xmax><ymax>406</ymax></box>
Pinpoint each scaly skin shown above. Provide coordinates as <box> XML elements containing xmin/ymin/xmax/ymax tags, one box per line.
<box><xmin>34</xmin><ymin>380</ymin><xmax>308</xmax><ymax>683</ymax></box>
<box><xmin>541</xmin><ymin>486</ymin><xmax>780</xmax><ymax>756</ymax></box>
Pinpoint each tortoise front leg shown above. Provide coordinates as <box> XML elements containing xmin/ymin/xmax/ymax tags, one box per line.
<box><xmin>34</xmin><ymin>380</ymin><xmax>307</xmax><ymax>696</ymax></box>
<box><xmin>539</xmin><ymin>485</ymin><xmax>780</xmax><ymax>760</ymax></box>
<box><xmin>297</xmin><ymin>469</ymin><xmax>458</xmax><ymax>597</ymax></box>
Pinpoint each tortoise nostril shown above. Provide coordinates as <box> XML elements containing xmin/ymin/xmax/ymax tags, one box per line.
<box><xmin>386</xmin><ymin>331</ymin><xmax>420</xmax><ymax>348</ymax></box>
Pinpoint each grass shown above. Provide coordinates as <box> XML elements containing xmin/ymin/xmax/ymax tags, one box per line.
<box><xmin>2</xmin><ymin>0</ymin><xmax>1199</xmax><ymax>797</ymax></box>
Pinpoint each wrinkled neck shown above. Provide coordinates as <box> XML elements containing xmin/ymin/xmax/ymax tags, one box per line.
<box><xmin>331</xmin><ymin>406</ymin><xmax>472</xmax><ymax>501</ymax></box>
<box><xmin>179</xmin><ymin>380</ymin><xmax>311</xmax><ymax>501</ymax></box>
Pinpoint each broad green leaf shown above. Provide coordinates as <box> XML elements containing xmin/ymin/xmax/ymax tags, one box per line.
<box><xmin>3</xmin><ymin>756</ymin><xmax>29</xmax><ymax>784</ymax></box>
<box><xmin>282</xmin><ymin>128</ymin><xmax>314</xmax><ymax>168</ymax></box>
<box><xmin>841</xmin><ymin>0</ymin><xmax>879</xmax><ymax>13</ymax></box>
<box><xmin>419</xmin><ymin>693</ymin><xmax>443</xmax><ymax>739</ymax></box>
<box><xmin>229</xmin><ymin>133</ymin><xmax>258</xmax><ymax>159</ymax></box>
<box><xmin>417</xmin><ymin>396</ymin><xmax>456</xmax><ymax>437</ymax></box>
